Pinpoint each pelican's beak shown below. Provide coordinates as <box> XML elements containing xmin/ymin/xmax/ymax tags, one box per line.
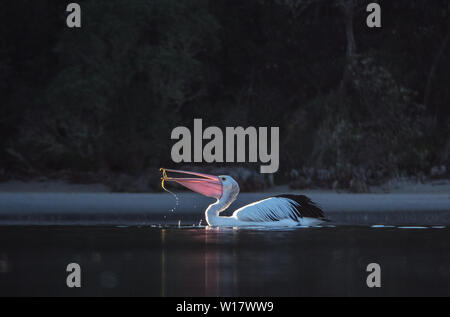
<box><xmin>160</xmin><ymin>168</ymin><xmax>223</xmax><ymax>199</ymax></box>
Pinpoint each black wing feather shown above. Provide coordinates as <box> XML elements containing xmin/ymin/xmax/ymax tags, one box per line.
<box><xmin>273</xmin><ymin>194</ymin><xmax>326</xmax><ymax>219</ymax></box>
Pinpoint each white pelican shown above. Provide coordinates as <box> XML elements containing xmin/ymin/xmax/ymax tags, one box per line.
<box><xmin>161</xmin><ymin>168</ymin><xmax>328</xmax><ymax>227</ymax></box>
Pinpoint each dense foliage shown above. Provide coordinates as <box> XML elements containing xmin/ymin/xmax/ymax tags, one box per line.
<box><xmin>1</xmin><ymin>0</ymin><xmax>449</xmax><ymax>189</ymax></box>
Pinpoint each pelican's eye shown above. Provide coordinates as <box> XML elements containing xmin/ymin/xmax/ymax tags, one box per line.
<box><xmin>221</xmin><ymin>177</ymin><xmax>226</xmax><ymax>181</ymax></box>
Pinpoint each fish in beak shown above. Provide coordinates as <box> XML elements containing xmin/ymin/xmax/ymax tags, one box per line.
<box><xmin>160</xmin><ymin>168</ymin><xmax>223</xmax><ymax>199</ymax></box>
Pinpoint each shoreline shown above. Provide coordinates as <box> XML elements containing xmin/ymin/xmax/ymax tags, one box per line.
<box><xmin>0</xmin><ymin>191</ymin><xmax>449</xmax><ymax>226</ymax></box>
<box><xmin>1</xmin><ymin>178</ymin><xmax>449</xmax><ymax>226</ymax></box>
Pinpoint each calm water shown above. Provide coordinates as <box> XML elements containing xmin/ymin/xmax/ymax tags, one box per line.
<box><xmin>0</xmin><ymin>225</ymin><xmax>449</xmax><ymax>296</ymax></box>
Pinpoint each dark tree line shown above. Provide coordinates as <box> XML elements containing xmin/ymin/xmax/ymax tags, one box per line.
<box><xmin>0</xmin><ymin>0</ymin><xmax>449</xmax><ymax>189</ymax></box>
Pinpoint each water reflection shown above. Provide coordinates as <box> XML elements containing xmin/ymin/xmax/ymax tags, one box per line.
<box><xmin>0</xmin><ymin>253</ymin><xmax>10</xmax><ymax>273</ymax></box>
<box><xmin>0</xmin><ymin>225</ymin><xmax>449</xmax><ymax>296</ymax></box>
<box><xmin>204</xmin><ymin>228</ymin><xmax>219</xmax><ymax>296</ymax></box>
<box><xmin>161</xmin><ymin>228</ymin><xmax>166</xmax><ymax>297</ymax></box>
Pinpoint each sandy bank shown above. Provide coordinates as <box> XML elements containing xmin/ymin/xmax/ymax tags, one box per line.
<box><xmin>0</xmin><ymin>190</ymin><xmax>449</xmax><ymax>226</ymax></box>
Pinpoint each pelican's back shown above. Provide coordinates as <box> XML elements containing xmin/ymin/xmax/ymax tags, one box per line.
<box><xmin>232</xmin><ymin>194</ymin><xmax>326</xmax><ymax>224</ymax></box>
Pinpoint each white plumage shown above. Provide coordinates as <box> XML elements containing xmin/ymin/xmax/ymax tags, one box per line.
<box><xmin>161</xmin><ymin>168</ymin><xmax>328</xmax><ymax>227</ymax></box>
<box><xmin>234</xmin><ymin>197</ymin><xmax>305</xmax><ymax>222</ymax></box>
<box><xmin>205</xmin><ymin>177</ymin><xmax>327</xmax><ymax>227</ymax></box>
<box><xmin>224</xmin><ymin>196</ymin><xmax>326</xmax><ymax>227</ymax></box>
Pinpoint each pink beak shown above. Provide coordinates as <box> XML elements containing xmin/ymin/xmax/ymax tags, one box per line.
<box><xmin>160</xmin><ymin>168</ymin><xmax>223</xmax><ymax>199</ymax></box>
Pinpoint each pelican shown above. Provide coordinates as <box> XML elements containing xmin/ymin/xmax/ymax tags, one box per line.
<box><xmin>161</xmin><ymin>168</ymin><xmax>328</xmax><ymax>227</ymax></box>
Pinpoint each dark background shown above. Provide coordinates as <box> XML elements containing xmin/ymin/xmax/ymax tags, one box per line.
<box><xmin>0</xmin><ymin>0</ymin><xmax>449</xmax><ymax>191</ymax></box>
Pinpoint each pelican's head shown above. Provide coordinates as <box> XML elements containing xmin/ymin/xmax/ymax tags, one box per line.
<box><xmin>216</xmin><ymin>174</ymin><xmax>240</xmax><ymax>205</ymax></box>
<box><xmin>160</xmin><ymin>168</ymin><xmax>240</xmax><ymax>203</ymax></box>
